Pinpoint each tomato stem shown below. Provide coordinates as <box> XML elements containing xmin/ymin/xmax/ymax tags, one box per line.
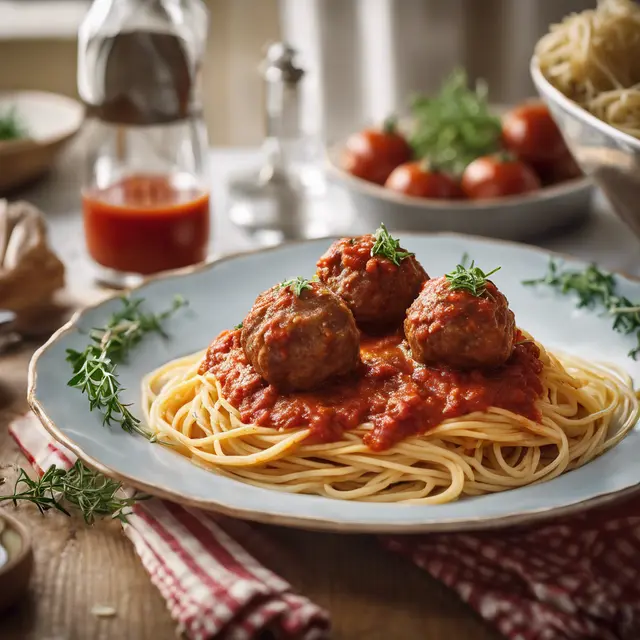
<box><xmin>419</xmin><ymin>156</ymin><xmax>449</xmax><ymax>174</ymax></box>
<box><xmin>382</xmin><ymin>115</ymin><xmax>398</xmax><ymax>135</ymax></box>
<box><xmin>495</xmin><ymin>150</ymin><xmax>516</xmax><ymax>163</ymax></box>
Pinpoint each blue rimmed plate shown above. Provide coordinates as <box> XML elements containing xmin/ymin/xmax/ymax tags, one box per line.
<box><xmin>28</xmin><ymin>234</ymin><xmax>640</xmax><ymax>532</ymax></box>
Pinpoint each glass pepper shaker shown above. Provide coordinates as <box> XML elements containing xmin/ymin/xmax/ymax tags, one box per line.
<box><xmin>78</xmin><ymin>0</ymin><xmax>210</xmax><ymax>287</ymax></box>
<box><xmin>227</xmin><ymin>42</ymin><xmax>329</xmax><ymax>244</ymax></box>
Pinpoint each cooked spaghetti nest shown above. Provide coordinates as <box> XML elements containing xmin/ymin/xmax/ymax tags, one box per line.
<box><xmin>535</xmin><ymin>0</ymin><xmax>640</xmax><ymax>138</ymax></box>
<box><xmin>142</xmin><ymin>339</ymin><xmax>639</xmax><ymax>505</ymax></box>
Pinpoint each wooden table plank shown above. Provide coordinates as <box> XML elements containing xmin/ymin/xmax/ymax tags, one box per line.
<box><xmin>0</xmin><ymin>342</ymin><xmax>501</xmax><ymax>640</ymax></box>
<box><xmin>0</xmin><ymin>343</ymin><xmax>176</xmax><ymax>640</ymax></box>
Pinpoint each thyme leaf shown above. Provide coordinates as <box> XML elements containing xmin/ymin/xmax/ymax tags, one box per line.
<box><xmin>523</xmin><ymin>261</ymin><xmax>640</xmax><ymax>359</ymax></box>
<box><xmin>279</xmin><ymin>275</ymin><xmax>319</xmax><ymax>297</ymax></box>
<box><xmin>0</xmin><ymin>462</ymin><xmax>145</xmax><ymax>525</ymax></box>
<box><xmin>409</xmin><ymin>69</ymin><xmax>502</xmax><ymax>175</ymax></box>
<box><xmin>0</xmin><ymin>106</ymin><xmax>28</xmax><ymax>141</ymax></box>
<box><xmin>446</xmin><ymin>261</ymin><xmax>501</xmax><ymax>296</ymax></box>
<box><xmin>371</xmin><ymin>223</ymin><xmax>414</xmax><ymax>266</ymax></box>
<box><xmin>65</xmin><ymin>295</ymin><xmax>187</xmax><ymax>438</ymax></box>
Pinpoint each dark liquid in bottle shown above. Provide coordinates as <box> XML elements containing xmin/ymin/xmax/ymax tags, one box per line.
<box><xmin>83</xmin><ymin>30</ymin><xmax>195</xmax><ymax>125</ymax></box>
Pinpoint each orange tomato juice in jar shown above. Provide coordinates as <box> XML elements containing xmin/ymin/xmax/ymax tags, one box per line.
<box><xmin>82</xmin><ymin>174</ymin><xmax>210</xmax><ymax>276</ymax></box>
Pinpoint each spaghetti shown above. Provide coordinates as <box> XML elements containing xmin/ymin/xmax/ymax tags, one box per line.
<box><xmin>142</xmin><ymin>337</ymin><xmax>639</xmax><ymax>505</ymax></box>
<box><xmin>535</xmin><ymin>0</ymin><xmax>640</xmax><ymax>138</ymax></box>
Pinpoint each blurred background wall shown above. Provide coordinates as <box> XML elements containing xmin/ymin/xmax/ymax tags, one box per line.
<box><xmin>0</xmin><ymin>0</ymin><xmax>593</xmax><ymax>147</ymax></box>
<box><xmin>0</xmin><ymin>0</ymin><xmax>281</xmax><ymax>146</ymax></box>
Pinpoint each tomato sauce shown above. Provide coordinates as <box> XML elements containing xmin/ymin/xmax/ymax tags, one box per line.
<box><xmin>200</xmin><ymin>329</ymin><xmax>544</xmax><ymax>451</ymax></box>
<box><xmin>317</xmin><ymin>234</ymin><xmax>392</xmax><ymax>273</ymax></box>
<box><xmin>83</xmin><ymin>174</ymin><xmax>210</xmax><ymax>275</ymax></box>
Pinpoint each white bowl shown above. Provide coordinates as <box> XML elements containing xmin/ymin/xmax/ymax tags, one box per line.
<box><xmin>0</xmin><ymin>91</ymin><xmax>84</xmax><ymax>194</ymax></box>
<box><xmin>326</xmin><ymin>142</ymin><xmax>593</xmax><ymax>241</ymax></box>
<box><xmin>531</xmin><ymin>57</ymin><xmax>640</xmax><ymax>240</ymax></box>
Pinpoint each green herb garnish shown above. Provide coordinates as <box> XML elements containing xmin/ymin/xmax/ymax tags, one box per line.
<box><xmin>524</xmin><ymin>261</ymin><xmax>640</xmax><ymax>359</ymax></box>
<box><xmin>446</xmin><ymin>261</ymin><xmax>501</xmax><ymax>296</ymax></box>
<box><xmin>279</xmin><ymin>275</ymin><xmax>319</xmax><ymax>297</ymax></box>
<box><xmin>234</xmin><ymin>322</ymin><xmax>243</xmax><ymax>330</ymax></box>
<box><xmin>371</xmin><ymin>223</ymin><xmax>414</xmax><ymax>266</ymax></box>
<box><xmin>0</xmin><ymin>107</ymin><xmax>28</xmax><ymax>141</ymax></box>
<box><xmin>0</xmin><ymin>462</ymin><xmax>142</xmax><ymax>525</ymax></box>
<box><xmin>410</xmin><ymin>69</ymin><xmax>502</xmax><ymax>175</ymax></box>
<box><xmin>65</xmin><ymin>296</ymin><xmax>187</xmax><ymax>439</ymax></box>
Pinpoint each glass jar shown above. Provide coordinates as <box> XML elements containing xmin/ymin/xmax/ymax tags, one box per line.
<box><xmin>78</xmin><ymin>0</ymin><xmax>210</xmax><ymax>287</ymax></box>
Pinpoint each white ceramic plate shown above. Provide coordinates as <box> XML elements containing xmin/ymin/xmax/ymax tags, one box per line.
<box><xmin>29</xmin><ymin>234</ymin><xmax>640</xmax><ymax>533</ymax></box>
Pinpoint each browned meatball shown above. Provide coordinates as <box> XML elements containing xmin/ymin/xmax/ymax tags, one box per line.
<box><xmin>316</xmin><ymin>230</ymin><xmax>428</xmax><ymax>329</ymax></box>
<box><xmin>405</xmin><ymin>276</ymin><xmax>515</xmax><ymax>369</ymax></box>
<box><xmin>241</xmin><ymin>278</ymin><xmax>359</xmax><ymax>391</ymax></box>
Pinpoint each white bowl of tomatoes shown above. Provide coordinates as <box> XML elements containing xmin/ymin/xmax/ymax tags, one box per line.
<box><xmin>327</xmin><ymin>73</ymin><xmax>592</xmax><ymax>240</ymax></box>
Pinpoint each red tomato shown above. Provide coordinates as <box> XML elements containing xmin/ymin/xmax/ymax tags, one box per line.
<box><xmin>385</xmin><ymin>161</ymin><xmax>462</xmax><ymax>199</ymax></box>
<box><xmin>461</xmin><ymin>155</ymin><xmax>541</xmax><ymax>199</ymax></box>
<box><xmin>502</xmin><ymin>102</ymin><xmax>567</xmax><ymax>163</ymax></box>
<box><xmin>342</xmin><ymin>120</ymin><xmax>412</xmax><ymax>185</ymax></box>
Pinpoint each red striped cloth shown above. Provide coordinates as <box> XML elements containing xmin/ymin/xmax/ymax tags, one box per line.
<box><xmin>8</xmin><ymin>413</ymin><xmax>640</xmax><ymax>640</ymax></box>
<box><xmin>8</xmin><ymin>414</ymin><xmax>330</xmax><ymax>640</ymax></box>
<box><xmin>384</xmin><ymin>501</ymin><xmax>640</xmax><ymax>640</ymax></box>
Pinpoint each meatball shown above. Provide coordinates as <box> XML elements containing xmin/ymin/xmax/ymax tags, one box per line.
<box><xmin>316</xmin><ymin>232</ymin><xmax>428</xmax><ymax>329</ymax></box>
<box><xmin>241</xmin><ymin>278</ymin><xmax>359</xmax><ymax>391</ymax></box>
<box><xmin>405</xmin><ymin>276</ymin><xmax>515</xmax><ymax>369</ymax></box>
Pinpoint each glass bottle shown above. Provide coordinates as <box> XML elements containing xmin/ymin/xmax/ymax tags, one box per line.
<box><xmin>78</xmin><ymin>0</ymin><xmax>210</xmax><ymax>287</ymax></box>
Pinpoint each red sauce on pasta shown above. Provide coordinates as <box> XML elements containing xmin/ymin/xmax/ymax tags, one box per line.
<box><xmin>199</xmin><ymin>329</ymin><xmax>544</xmax><ymax>451</ymax></box>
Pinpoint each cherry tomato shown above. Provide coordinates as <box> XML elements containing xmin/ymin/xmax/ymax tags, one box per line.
<box><xmin>461</xmin><ymin>155</ymin><xmax>541</xmax><ymax>199</ymax></box>
<box><xmin>385</xmin><ymin>161</ymin><xmax>462</xmax><ymax>199</ymax></box>
<box><xmin>342</xmin><ymin>120</ymin><xmax>413</xmax><ymax>185</ymax></box>
<box><xmin>532</xmin><ymin>152</ymin><xmax>583</xmax><ymax>186</ymax></box>
<box><xmin>502</xmin><ymin>102</ymin><xmax>567</xmax><ymax>163</ymax></box>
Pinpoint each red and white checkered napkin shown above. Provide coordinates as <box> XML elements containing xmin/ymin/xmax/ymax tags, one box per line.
<box><xmin>385</xmin><ymin>498</ymin><xmax>640</xmax><ymax>640</ymax></box>
<box><xmin>9</xmin><ymin>413</ymin><xmax>640</xmax><ymax>640</ymax></box>
<box><xmin>8</xmin><ymin>414</ymin><xmax>330</xmax><ymax>640</ymax></box>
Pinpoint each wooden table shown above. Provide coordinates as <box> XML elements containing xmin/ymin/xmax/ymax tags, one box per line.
<box><xmin>1</xmin><ymin>143</ymin><xmax>639</xmax><ymax>639</ymax></box>
<box><xmin>0</xmin><ymin>344</ymin><xmax>502</xmax><ymax>640</ymax></box>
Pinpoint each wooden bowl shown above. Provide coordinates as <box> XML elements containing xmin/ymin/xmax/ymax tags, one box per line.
<box><xmin>0</xmin><ymin>91</ymin><xmax>84</xmax><ymax>194</ymax></box>
<box><xmin>0</xmin><ymin>511</ymin><xmax>34</xmax><ymax>612</ymax></box>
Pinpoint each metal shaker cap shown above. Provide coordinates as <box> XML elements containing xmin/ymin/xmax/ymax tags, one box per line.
<box><xmin>260</xmin><ymin>42</ymin><xmax>304</xmax><ymax>85</ymax></box>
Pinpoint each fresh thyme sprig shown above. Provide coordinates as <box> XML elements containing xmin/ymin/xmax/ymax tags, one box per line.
<box><xmin>446</xmin><ymin>261</ymin><xmax>501</xmax><ymax>296</ymax></box>
<box><xmin>65</xmin><ymin>296</ymin><xmax>187</xmax><ymax>438</ymax></box>
<box><xmin>371</xmin><ymin>223</ymin><xmax>414</xmax><ymax>266</ymax></box>
<box><xmin>523</xmin><ymin>261</ymin><xmax>640</xmax><ymax>359</ymax></box>
<box><xmin>409</xmin><ymin>69</ymin><xmax>502</xmax><ymax>175</ymax></box>
<box><xmin>0</xmin><ymin>462</ymin><xmax>142</xmax><ymax>524</ymax></box>
<box><xmin>0</xmin><ymin>106</ymin><xmax>28</xmax><ymax>141</ymax></box>
<box><xmin>279</xmin><ymin>275</ymin><xmax>319</xmax><ymax>297</ymax></box>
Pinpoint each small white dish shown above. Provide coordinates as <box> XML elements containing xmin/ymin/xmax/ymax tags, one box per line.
<box><xmin>326</xmin><ymin>148</ymin><xmax>592</xmax><ymax>240</ymax></box>
<box><xmin>28</xmin><ymin>234</ymin><xmax>640</xmax><ymax>533</ymax></box>
<box><xmin>0</xmin><ymin>511</ymin><xmax>33</xmax><ymax>612</ymax></box>
<box><xmin>327</xmin><ymin>108</ymin><xmax>593</xmax><ymax>242</ymax></box>
<box><xmin>0</xmin><ymin>91</ymin><xmax>84</xmax><ymax>194</ymax></box>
